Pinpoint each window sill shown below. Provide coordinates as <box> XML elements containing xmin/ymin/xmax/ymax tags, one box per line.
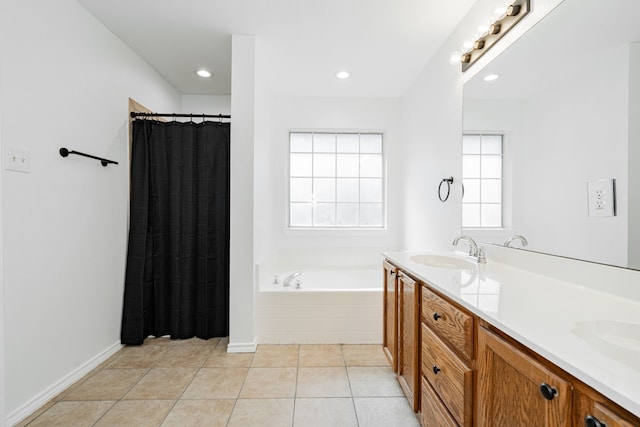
<box><xmin>283</xmin><ymin>227</ymin><xmax>389</xmax><ymax>237</ymax></box>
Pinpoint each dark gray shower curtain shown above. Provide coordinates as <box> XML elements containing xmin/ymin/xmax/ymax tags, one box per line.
<box><xmin>121</xmin><ymin>119</ymin><xmax>230</xmax><ymax>345</ymax></box>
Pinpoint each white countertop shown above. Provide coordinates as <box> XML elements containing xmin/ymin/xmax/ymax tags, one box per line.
<box><xmin>383</xmin><ymin>249</ymin><xmax>640</xmax><ymax>418</ymax></box>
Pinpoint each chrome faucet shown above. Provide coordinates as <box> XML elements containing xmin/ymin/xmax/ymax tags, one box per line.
<box><xmin>283</xmin><ymin>272</ymin><xmax>301</xmax><ymax>287</ymax></box>
<box><xmin>504</xmin><ymin>234</ymin><xmax>528</xmax><ymax>248</ymax></box>
<box><xmin>452</xmin><ymin>235</ymin><xmax>486</xmax><ymax>263</ymax></box>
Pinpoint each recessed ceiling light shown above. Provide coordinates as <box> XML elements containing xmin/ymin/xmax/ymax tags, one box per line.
<box><xmin>336</xmin><ymin>71</ymin><xmax>350</xmax><ymax>79</ymax></box>
<box><xmin>196</xmin><ymin>69</ymin><xmax>212</xmax><ymax>78</ymax></box>
<box><xmin>484</xmin><ymin>74</ymin><xmax>500</xmax><ymax>82</ymax></box>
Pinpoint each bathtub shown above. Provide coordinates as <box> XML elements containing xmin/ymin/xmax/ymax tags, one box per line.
<box><xmin>255</xmin><ymin>262</ymin><xmax>383</xmax><ymax>344</ymax></box>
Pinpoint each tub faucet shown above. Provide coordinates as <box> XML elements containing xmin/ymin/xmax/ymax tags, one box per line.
<box><xmin>452</xmin><ymin>235</ymin><xmax>485</xmax><ymax>263</ymax></box>
<box><xmin>283</xmin><ymin>272</ymin><xmax>301</xmax><ymax>287</ymax></box>
<box><xmin>504</xmin><ymin>234</ymin><xmax>528</xmax><ymax>248</ymax></box>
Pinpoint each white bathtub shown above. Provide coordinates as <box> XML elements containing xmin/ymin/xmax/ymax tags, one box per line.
<box><xmin>256</xmin><ymin>267</ymin><xmax>383</xmax><ymax>344</ymax></box>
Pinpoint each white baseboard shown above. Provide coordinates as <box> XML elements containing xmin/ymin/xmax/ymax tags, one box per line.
<box><xmin>226</xmin><ymin>336</ymin><xmax>257</xmax><ymax>353</ymax></box>
<box><xmin>6</xmin><ymin>341</ymin><xmax>123</xmax><ymax>427</ymax></box>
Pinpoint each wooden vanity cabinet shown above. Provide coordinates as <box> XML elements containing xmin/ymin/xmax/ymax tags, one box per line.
<box><xmin>398</xmin><ymin>271</ymin><xmax>420</xmax><ymax>412</ymax></box>
<box><xmin>382</xmin><ymin>260</ymin><xmax>398</xmax><ymax>372</ymax></box>
<box><xmin>573</xmin><ymin>387</ymin><xmax>639</xmax><ymax>427</ymax></box>
<box><xmin>382</xmin><ymin>258</ymin><xmax>640</xmax><ymax>427</ymax></box>
<box><xmin>477</xmin><ymin>326</ymin><xmax>572</xmax><ymax>427</ymax></box>
<box><xmin>420</xmin><ymin>284</ymin><xmax>474</xmax><ymax>427</ymax></box>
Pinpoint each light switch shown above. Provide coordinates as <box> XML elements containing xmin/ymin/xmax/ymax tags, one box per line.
<box><xmin>587</xmin><ymin>179</ymin><xmax>616</xmax><ymax>217</ymax></box>
<box><xmin>5</xmin><ymin>146</ymin><xmax>31</xmax><ymax>173</ymax></box>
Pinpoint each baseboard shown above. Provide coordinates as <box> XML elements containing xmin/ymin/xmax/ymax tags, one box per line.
<box><xmin>6</xmin><ymin>341</ymin><xmax>123</xmax><ymax>427</ymax></box>
<box><xmin>226</xmin><ymin>336</ymin><xmax>257</xmax><ymax>353</ymax></box>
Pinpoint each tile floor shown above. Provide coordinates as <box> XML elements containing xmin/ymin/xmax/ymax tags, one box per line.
<box><xmin>18</xmin><ymin>338</ymin><xmax>421</xmax><ymax>427</ymax></box>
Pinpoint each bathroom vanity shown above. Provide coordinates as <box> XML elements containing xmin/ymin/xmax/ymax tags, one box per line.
<box><xmin>383</xmin><ymin>249</ymin><xmax>640</xmax><ymax>427</ymax></box>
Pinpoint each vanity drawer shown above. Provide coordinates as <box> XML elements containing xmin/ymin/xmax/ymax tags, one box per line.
<box><xmin>421</xmin><ymin>376</ymin><xmax>458</xmax><ymax>427</ymax></box>
<box><xmin>422</xmin><ymin>323</ymin><xmax>472</xmax><ymax>427</ymax></box>
<box><xmin>422</xmin><ymin>285</ymin><xmax>474</xmax><ymax>360</ymax></box>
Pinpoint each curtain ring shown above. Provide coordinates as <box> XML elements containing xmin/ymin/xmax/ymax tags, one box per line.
<box><xmin>438</xmin><ymin>177</ymin><xmax>454</xmax><ymax>202</ymax></box>
<box><xmin>218</xmin><ymin>114</ymin><xmax>223</xmax><ymax>126</ymax></box>
<box><xmin>202</xmin><ymin>113</ymin><xmax>206</xmax><ymax>123</ymax></box>
<box><xmin>172</xmin><ymin>113</ymin><xmax>176</xmax><ymax>122</ymax></box>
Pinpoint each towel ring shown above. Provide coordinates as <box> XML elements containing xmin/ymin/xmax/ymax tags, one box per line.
<box><xmin>438</xmin><ymin>177</ymin><xmax>454</xmax><ymax>202</ymax></box>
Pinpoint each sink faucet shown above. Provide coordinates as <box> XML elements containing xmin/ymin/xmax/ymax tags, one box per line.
<box><xmin>283</xmin><ymin>272</ymin><xmax>301</xmax><ymax>287</ymax></box>
<box><xmin>452</xmin><ymin>235</ymin><xmax>486</xmax><ymax>263</ymax></box>
<box><xmin>504</xmin><ymin>235</ymin><xmax>528</xmax><ymax>248</ymax></box>
<box><xmin>452</xmin><ymin>235</ymin><xmax>478</xmax><ymax>256</ymax></box>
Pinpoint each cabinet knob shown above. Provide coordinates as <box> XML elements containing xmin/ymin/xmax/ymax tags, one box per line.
<box><xmin>433</xmin><ymin>313</ymin><xmax>442</xmax><ymax>321</ymax></box>
<box><xmin>585</xmin><ymin>415</ymin><xmax>606</xmax><ymax>427</ymax></box>
<box><xmin>432</xmin><ymin>365</ymin><xmax>441</xmax><ymax>374</ymax></box>
<box><xmin>539</xmin><ymin>383</ymin><xmax>557</xmax><ymax>401</ymax></box>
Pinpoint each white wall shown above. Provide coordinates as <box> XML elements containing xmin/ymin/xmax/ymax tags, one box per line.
<box><xmin>629</xmin><ymin>43</ymin><xmax>640</xmax><ymax>269</ymax></box>
<box><xmin>399</xmin><ymin>0</ymin><xmax>565</xmax><ymax>252</ymax></box>
<box><xmin>0</xmin><ymin>0</ymin><xmax>182</xmax><ymax>422</ymax></box>
<box><xmin>182</xmin><ymin>95</ymin><xmax>231</xmax><ymax>115</ymax></box>
<box><xmin>264</xmin><ymin>96</ymin><xmax>403</xmax><ymax>257</ymax></box>
<box><xmin>0</xmin><ymin>46</ymin><xmax>5</xmax><ymax>426</ymax></box>
<box><xmin>228</xmin><ymin>35</ymin><xmax>257</xmax><ymax>352</ymax></box>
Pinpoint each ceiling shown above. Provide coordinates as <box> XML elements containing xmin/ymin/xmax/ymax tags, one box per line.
<box><xmin>76</xmin><ymin>0</ymin><xmax>477</xmax><ymax>97</ymax></box>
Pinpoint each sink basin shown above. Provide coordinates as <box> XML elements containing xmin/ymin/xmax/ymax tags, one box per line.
<box><xmin>409</xmin><ymin>254</ymin><xmax>476</xmax><ymax>270</ymax></box>
<box><xmin>572</xmin><ymin>320</ymin><xmax>640</xmax><ymax>370</ymax></box>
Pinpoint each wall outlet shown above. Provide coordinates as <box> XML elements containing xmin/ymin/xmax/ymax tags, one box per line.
<box><xmin>587</xmin><ymin>179</ymin><xmax>616</xmax><ymax>217</ymax></box>
<box><xmin>5</xmin><ymin>146</ymin><xmax>31</xmax><ymax>173</ymax></box>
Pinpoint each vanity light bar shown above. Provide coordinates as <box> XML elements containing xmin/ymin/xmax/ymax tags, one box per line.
<box><xmin>461</xmin><ymin>0</ymin><xmax>530</xmax><ymax>72</ymax></box>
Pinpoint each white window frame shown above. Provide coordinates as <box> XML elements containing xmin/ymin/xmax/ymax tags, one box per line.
<box><xmin>462</xmin><ymin>132</ymin><xmax>504</xmax><ymax>229</ymax></box>
<box><xmin>287</xmin><ymin>131</ymin><xmax>386</xmax><ymax>230</ymax></box>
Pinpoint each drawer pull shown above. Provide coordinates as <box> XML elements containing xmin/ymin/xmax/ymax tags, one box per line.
<box><xmin>432</xmin><ymin>365</ymin><xmax>441</xmax><ymax>374</ymax></box>
<box><xmin>584</xmin><ymin>415</ymin><xmax>606</xmax><ymax>427</ymax></box>
<box><xmin>539</xmin><ymin>383</ymin><xmax>557</xmax><ymax>401</ymax></box>
<box><xmin>433</xmin><ymin>312</ymin><xmax>442</xmax><ymax>321</ymax></box>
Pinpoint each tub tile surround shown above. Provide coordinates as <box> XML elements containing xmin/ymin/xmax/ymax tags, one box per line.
<box><xmin>383</xmin><ymin>245</ymin><xmax>640</xmax><ymax>418</ymax></box>
<box><xmin>18</xmin><ymin>340</ymin><xmax>420</xmax><ymax>427</ymax></box>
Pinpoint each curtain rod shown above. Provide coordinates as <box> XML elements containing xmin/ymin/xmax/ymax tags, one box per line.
<box><xmin>130</xmin><ymin>112</ymin><xmax>231</xmax><ymax>119</ymax></box>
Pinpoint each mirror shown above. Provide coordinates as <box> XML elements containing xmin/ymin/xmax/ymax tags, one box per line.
<box><xmin>463</xmin><ymin>0</ymin><xmax>640</xmax><ymax>270</ymax></box>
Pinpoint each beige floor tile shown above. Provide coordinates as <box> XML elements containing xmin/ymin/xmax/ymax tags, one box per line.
<box><xmin>181</xmin><ymin>367</ymin><xmax>248</xmax><ymax>399</ymax></box>
<box><xmin>94</xmin><ymin>400</ymin><xmax>175</xmax><ymax>427</ymax></box>
<box><xmin>227</xmin><ymin>399</ymin><xmax>294</xmax><ymax>427</ymax></box>
<box><xmin>106</xmin><ymin>345</ymin><xmax>167</xmax><ymax>369</ymax></box>
<box><xmin>239</xmin><ymin>367</ymin><xmax>297</xmax><ymax>398</ymax></box>
<box><xmin>347</xmin><ymin>366</ymin><xmax>404</xmax><ymax>397</ymax></box>
<box><xmin>293</xmin><ymin>398</ymin><xmax>358</xmax><ymax>427</ymax></box>
<box><xmin>299</xmin><ymin>345</ymin><xmax>345</xmax><ymax>367</ymax></box>
<box><xmin>167</xmin><ymin>337</ymin><xmax>221</xmax><ymax>346</ymax></box>
<box><xmin>143</xmin><ymin>336</ymin><xmax>221</xmax><ymax>346</ymax></box>
<box><xmin>160</xmin><ymin>399</ymin><xmax>235</xmax><ymax>427</ymax></box>
<box><xmin>342</xmin><ymin>345</ymin><xmax>389</xmax><ymax>367</ymax></box>
<box><xmin>204</xmin><ymin>351</ymin><xmax>254</xmax><ymax>367</ymax></box>
<box><xmin>252</xmin><ymin>344</ymin><xmax>299</xmax><ymax>367</ymax></box>
<box><xmin>15</xmin><ymin>401</ymin><xmax>56</xmax><ymax>427</ymax></box>
<box><xmin>353</xmin><ymin>397</ymin><xmax>421</xmax><ymax>427</ymax></box>
<box><xmin>28</xmin><ymin>401</ymin><xmax>115</xmax><ymax>427</ymax></box>
<box><xmin>154</xmin><ymin>345</ymin><xmax>213</xmax><ymax>368</ymax></box>
<box><xmin>124</xmin><ymin>368</ymin><xmax>197</xmax><ymax>400</ymax></box>
<box><xmin>296</xmin><ymin>367</ymin><xmax>351</xmax><ymax>398</ymax></box>
<box><xmin>62</xmin><ymin>369</ymin><xmax>147</xmax><ymax>401</ymax></box>
<box><xmin>211</xmin><ymin>336</ymin><xmax>229</xmax><ymax>353</ymax></box>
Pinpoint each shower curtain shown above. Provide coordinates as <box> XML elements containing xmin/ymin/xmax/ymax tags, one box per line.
<box><xmin>121</xmin><ymin>119</ymin><xmax>230</xmax><ymax>345</ymax></box>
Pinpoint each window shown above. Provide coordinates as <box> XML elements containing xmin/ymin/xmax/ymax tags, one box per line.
<box><xmin>462</xmin><ymin>133</ymin><xmax>503</xmax><ymax>228</ymax></box>
<box><xmin>289</xmin><ymin>132</ymin><xmax>384</xmax><ymax>228</ymax></box>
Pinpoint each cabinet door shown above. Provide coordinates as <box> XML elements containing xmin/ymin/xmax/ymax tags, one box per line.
<box><xmin>477</xmin><ymin>327</ymin><xmax>572</xmax><ymax>427</ymax></box>
<box><xmin>382</xmin><ymin>260</ymin><xmax>398</xmax><ymax>372</ymax></box>
<box><xmin>574</xmin><ymin>388</ymin><xmax>640</xmax><ymax>427</ymax></box>
<box><xmin>398</xmin><ymin>272</ymin><xmax>420</xmax><ymax>412</ymax></box>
